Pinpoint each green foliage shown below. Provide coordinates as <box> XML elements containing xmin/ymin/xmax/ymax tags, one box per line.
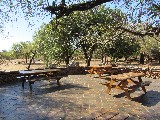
<box><xmin>140</xmin><ymin>36</ymin><xmax>160</xmax><ymax>61</ymax></box>
<box><xmin>11</xmin><ymin>42</ymin><xmax>24</xmax><ymax>59</ymax></box>
<box><xmin>33</xmin><ymin>5</ymin><xmax>127</xmax><ymax>66</ymax></box>
<box><xmin>10</xmin><ymin>41</ymin><xmax>35</xmax><ymax>60</ymax></box>
<box><xmin>106</xmin><ymin>35</ymin><xmax>140</xmax><ymax>60</ymax></box>
<box><xmin>151</xmin><ymin>48</ymin><xmax>160</xmax><ymax>61</ymax></box>
<box><xmin>0</xmin><ymin>50</ymin><xmax>13</xmax><ymax>60</ymax></box>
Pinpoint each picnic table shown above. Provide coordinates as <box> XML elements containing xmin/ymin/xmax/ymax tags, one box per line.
<box><xmin>145</xmin><ymin>67</ymin><xmax>160</xmax><ymax>79</ymax></box>
<box><xmin>86</xmin><ymin>65</ymin><xmax>112</xmax><ymax>78</ymax></box>
<box><xmin>18</xmin><ymin>69</ymin><xmax>67</xmax><ymax>91</ymax></box>
<box><xmin>101</xmin><ymin>72</ymin><xmax>151</xmax><ymax>99</ymax></box>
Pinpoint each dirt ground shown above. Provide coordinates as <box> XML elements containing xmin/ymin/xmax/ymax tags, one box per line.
<box><xmin>0</xmin><ymin>59</ymin><xmax>103</xmax><ymax>71</ymax></box>
<box><xmin>0</xmin><ymin>59</ymin><xmax>160</xmax><ymax>71</ymax></box>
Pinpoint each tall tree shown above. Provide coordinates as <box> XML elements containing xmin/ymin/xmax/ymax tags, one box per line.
<box><xmin>34</xmin><ymin>6</ymin><xmax>127</xmax><ymax>66</ymax></box>
<box><xmin>0</xmin><ymin>0</ymin><xmax>159</xmax><ymax>36</ymax></box>
<box><xmin>106</xmin><ymin>35</ymin><xmax>140</xmax><ymax>62</ymax></box>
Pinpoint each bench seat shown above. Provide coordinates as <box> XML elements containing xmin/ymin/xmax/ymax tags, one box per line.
<box><xmin>100</xmin><ymin>72</ymin><xmax>151</xmax><ymax>99</ymax></box>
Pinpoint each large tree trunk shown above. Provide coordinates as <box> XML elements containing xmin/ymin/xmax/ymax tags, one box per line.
<box><xmin>81</xmin><ymin>44</ymin><xmax>96</xmax><ymax>67</ymax></box>
<box><xmin>104</xmin><ymin>55</ymin><xmax>107</xmax><ymax>64</ymax></box>
<box><xmin>87</xmin><ymin>56</ymin><xmax>92</xmax><ymax>66</ymax></box>
<box><xmin>158</xmin><ymin>56</ymin><xmax>160</xmax><ymax>64</ymax></box>
<box><xmin>86</xmin><ymin>59</ymin><xmax>91</xmax><ymax>66</ymax></box>
<box><xmin>84</xmin><ymin>52</ymin><xmax>89</xmax><ymax>66</ymax></box>
<box><xmin>27</xmin><ymin>51</ymin><xmax>36</xmax><ymax>70</ymax></box>
<box><xmin>83</xmin><ymin>50</ymin><xmax>91</xmax><ymax>66</ymax></box>
<box><xmin>140</xmin><ymin>52</ymin><xmax>145</xmax><ymax>64</ymax></box>
<box><xmin>101</xmin><ymin>53</ymin><xmax>104</xmax><ymax>63</ymax></box>
<box><xmin>65</xmin><ymin>56</ymin><xmax>70</xmax><ymax>66</ymax></box>
<box><xmin>101</xmin><ymin>48</ymin><xmax>105</xmax><ymax>63</ymax></box>
<box><xmin>25</xmin><ymin>55</ymin><xmax>28</xmax><ymax>63</ymax></box>
<box><xmin>84</xmin><ymin>47</ymin><xmax>95</xmax><ymax>66</ymax></box>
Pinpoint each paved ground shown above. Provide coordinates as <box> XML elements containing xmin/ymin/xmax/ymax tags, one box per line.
<box><xmin>0</xmin><ymin>74</ymin><xmax>160</xmax><ymax>120</ymax></box>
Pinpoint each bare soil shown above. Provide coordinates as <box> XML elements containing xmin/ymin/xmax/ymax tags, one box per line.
<box><xmin>1</xmin><ymin>59</ymin><xmax>160</xmax><ymax>71</ymax></box>
<box><xmin>0</xmin><ymin>59</ymin><xmax>102</xmax><ymax>71</ymax></box>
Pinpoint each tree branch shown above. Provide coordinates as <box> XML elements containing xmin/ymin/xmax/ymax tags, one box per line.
<box><xmin>117</xmin><ymin>26</ymin><xmax>160</xmax><ymax>37</ymax></box>
<box><xmin>44</xmin><ymin>0</ymin><xmax>113</xmax><ymax>18</ymax></box>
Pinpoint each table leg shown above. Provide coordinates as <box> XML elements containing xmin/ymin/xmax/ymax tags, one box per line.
<box><xmin>22</xmin><ymin>78</ymin><xmax>26</xmax><ymax>89</ymax></box>
<box><xmin>97</xmin><ymin>71</ymin><xmax>102</xmax><ymax>78</ymax></box>
<box><xmin>106</xmin><ymin>79</ymin><xmax>114</xmax><ymax>94</ymax></box>
<box><xmin>29</xmin><ymin>82</ymin><xmax>32</xmax><ymax>91</ymax></box>
<box><xmin>57</xmin><ymin>79</ymin><xmax>61</xmax><ymax>87</ymax></box>
<box><xmin>88</xmin><ymin>68</ymin><xmax>93</xmax><ymax>77</ymax></box>
<box><xmin>27</xmin><ymin>75</ymin><xmax>33</xmax><ymax>92</ymax></box>
<box><xmin>138</xmin><ymin>76</ymin><xmax>147</xmax><ymax>93</ymax></box>
<box><xmin>121</xmin><ymin>80</ymin><xmax>132</xmax><ymax>99</ymax></box>
<box><xmin>46</xmin><ymin>74</ymin><xmax>51</xmax><ymax>83</ymax></box>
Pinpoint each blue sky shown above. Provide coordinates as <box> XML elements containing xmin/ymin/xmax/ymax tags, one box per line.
<box><xmin>0</xmin><ymin>0</ymin><xmax>54</xmax><ymax>51</ymax></box>
<box><xmin>0</xmin><ymin>14</ymin><xmax>52</xmax><ymax>51</ymax></box>
<box><xmin>0</xmin><ymin>0</ymin><xmax>120</xmax><ymax>51</ymax></box>
<box><xmin>0</xmin><ymin>0</ymin><xmax>156</xmax><ymax>51</ymax></box>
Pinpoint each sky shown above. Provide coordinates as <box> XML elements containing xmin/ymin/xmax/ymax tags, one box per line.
<box><xmin>0</xmin><ymin>14</ymin><xmax>52</xmax><ymax>51</ymax></box>
<box><xmin>0</xmin><ymin>0</ymin><xmax>54</xmax><ymax>51</ymax></box>
<box><xmin>0</xmin><ymin>0</ymin><xmax>121</xmax><ymax>52</ymax></box>
<box><xmin>0</xmin><ymin>0</ymin><xmax>156</xmax><ymax>52</ymax></box>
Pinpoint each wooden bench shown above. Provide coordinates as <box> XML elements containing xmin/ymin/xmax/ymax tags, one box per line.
<box><xmin>100</xmin><ymin>72</ymin><xmax>151</xmax><ymax>99</ymax></box>
<box><xmin>86</xmin><ymin>65</ymin><xmax>112</xmax><ymax>78</ymax></box>
<box><xmin>17</xmin><ymin>74</ymin><xmax>68</xmax><ymax>91</ymax></box>
<box><xmin>146</xmin><ymin>68</ymin><xmax>160</xmax><ymax>79</ymax></box>
<box><xmin>18</xmin><ymin>69</ymin><xmax>68</xmax><ymax>91</ymax></box>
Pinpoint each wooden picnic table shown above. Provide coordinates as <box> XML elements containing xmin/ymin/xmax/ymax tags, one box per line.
<box><xmin>18</xmin><ymin>69</ymin><xmax>65</xmax><ymax>91</ymax></box>
<box><xmin>146</xmin><ymin>67</ymin><xmax>160</xmax><ymax>79</ymax></box>
<box><xmin>86</xmin><ymin>65</ymin><xmax>112</xmax><ymax>78</ymax></box>
<box><xmin>101</xmin><ymin>72</ymin><xmax>151</xmax><ymax>99</ymax></box>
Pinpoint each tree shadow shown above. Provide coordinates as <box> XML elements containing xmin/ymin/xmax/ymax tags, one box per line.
<box><xmin>113</xmin><ymin>92</ymin><xmax>126</xmax><ymax>98</ymax></box>
<box><xmin>131</xmin><ymin>90</ymin><xmax>160</xmax><ymax>107</ymax></box>
<box><xmin>29</xmin><ymin>81</ymin><xmax>90</xmax><ymax>96</ymax></box>
<box><xmin>113</xmin><ymin>90</ymin><xmax>160</xmax><ymax>107</ymax></box>
<box><xmin>0</xmin><ymin>81</ymin><xmax>91</xmax><ymax>119</ymax></box>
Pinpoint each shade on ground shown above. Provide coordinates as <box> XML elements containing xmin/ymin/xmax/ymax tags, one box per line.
<box><xmin>0</xmin><ymin>75</ymin><xmax>160</xmax><ymax>119</ymax></box>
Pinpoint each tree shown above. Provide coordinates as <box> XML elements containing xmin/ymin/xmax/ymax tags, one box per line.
<box><xmin>0</xmin><ymin>0</ymin><xmax>159</xmax><ymax>37</ymax></box>
<box><xmin>0</xmin><ymin>50</ymin><xmax>13</xmax><ymax>64</ymax></box>
<box><xmin>139</xmin><ymin>36</ymin><xmax>160</xmax><ymax>63</ymax></box>
<box><xmin>44</xmin><ymin>0</ymin><xmax>160</xmax><ymax>36</ymax></box>
<box><xmin>33</xmin><ymin>18</ymin><xmax>79</xmax><ymax>66</ymax></box>
<box><xmin>106</xmin><ymin>35</ymin><xmax>140</xmax><ymax>62</ymax></box>
<box><xmin>21</xmin><ymin>41</ymin><xmax>35</xmax><ymax>63</ymax></box>
<box><xmin>11</xmin><ymin>42</ymin><xmax>24</xmax><ymax>59</ymax></box>
<box><xmin>34</xmin><ymin>5</ymin><xmax>127</xmax><ymax>66</ymax></box>
<box><xmin>10</xmin><ymin>41</ymin><xmax>35</xmax><ymax>62</ymax></box>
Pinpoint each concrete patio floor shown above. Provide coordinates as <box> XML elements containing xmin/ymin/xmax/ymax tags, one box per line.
<box><xmin>0</xmin><ymin>74</ymin><xmax>160</xmax><ymax>120</ymax></box>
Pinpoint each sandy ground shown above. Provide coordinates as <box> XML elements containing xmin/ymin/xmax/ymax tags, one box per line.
<box><xmin>0</xmin><ymin>59</ymin><xmax>102</xmax><ymax>71</ymax></box>
<box><xmin>1</xmin><ymin>59</ymin><xmax>160</xmax><ymax>71</ymax></box>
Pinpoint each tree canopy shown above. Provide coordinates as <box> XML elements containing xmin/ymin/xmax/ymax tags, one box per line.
<box><xmin>0</xmin><ymin>0</ymin><xmax>159</xmax><ymax>37</ymax></box>
<box><xmin>33</xmin><ymin>6</ymin><xmax>141</xmax><ymax>66</ymax></box>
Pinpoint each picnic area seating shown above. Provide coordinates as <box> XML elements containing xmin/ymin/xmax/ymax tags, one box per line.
<box><xmin>100</xmin><ymin>72</ymin><xmax>152</xmax><ymax>99</ymax></box>
<box><xmin>145</xmin><ymin>67</ymin><xmax>160</xmax><ymax>79</ymax></box>
<box><xmin>86</xmin><ymin>65</ymin><xmax>113</xmax><ymax>78</ymax></box>
<box><xmin>68</xmin><ymin>60</ymin><xmax>79</xmax><ymax>67</ymax></box>
<box><xmin>17</xmin><ymin>68</ymin><xmax>68</xmax><ymax>91</ymax></box>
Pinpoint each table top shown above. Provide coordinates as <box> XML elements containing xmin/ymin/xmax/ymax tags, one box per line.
<box><xmin>19</xmin><ymin>69</ymin><xmax>61</xmax><ymax>75</ymax></box>
<box><xmin>88</xmin><ymin>65</ymin><xmax>112</xmax><ymax>69</ymax></box>
<box><xmin>110</xmin><ymin>72</ymin><xmax>145</xmax><ymax>81</ymax></box>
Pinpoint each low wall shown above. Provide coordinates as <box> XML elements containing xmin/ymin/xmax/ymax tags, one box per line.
<box><xmin>0</xmin><ymin>67</ymin><xmax>88</xmax><ymax>86</ymax></box>
<box><xmin>0</xmin><ymin>71</ymin><xmax>20</xmax><ymax>85</ymax></box>
<box><xmin>66</xmin><ymin>67</ymin><xmax>88</xmax><ymax>75</ymax></box>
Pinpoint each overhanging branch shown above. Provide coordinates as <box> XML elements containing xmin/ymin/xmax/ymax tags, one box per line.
<box><xmin>44</xmin><ymin>0</ymin><xmax>113</xmax><ymax>18</ymax></box>
<box><xmin>117</xmin><ymin>26</ymin><xmax>160</xmax><ymax>37</ymax></box>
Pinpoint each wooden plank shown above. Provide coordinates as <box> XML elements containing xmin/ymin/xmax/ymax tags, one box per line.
<box><xmin>92</xmin><ymin>111</ymin><xmax>119</xmax><ymax>120</ymax></box>
<box><xmin>110</xmin><ymin>113</ymin><xmax>129</xmax><ymax>120</ymax></box>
